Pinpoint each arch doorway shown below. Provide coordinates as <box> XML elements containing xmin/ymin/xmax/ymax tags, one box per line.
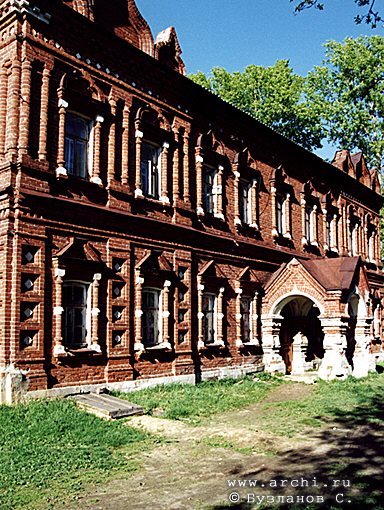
<box><xmin>278</xmin><ymin>296</ymin><xmax>324</xmax><ymax>375</ymax></box>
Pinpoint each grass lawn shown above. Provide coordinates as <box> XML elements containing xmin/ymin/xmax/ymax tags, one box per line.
<box><xmin>257</xmin><ymin>372</ymin><xmax>384</xmax><ymax>437</ymax></box>
<box><xmin>0</xmin><ymin>398</ymin><xmax>154</xmax><ymax>510</ymax></box>
<box><xmin>114</xmin><ymin>372</ymin><xmax>283</xmax><ymax>423</ymax></box>
<box><xmin>1</xmin><ymin>372</ymin><xmax>383</xmax><ymax>510</ymax></box>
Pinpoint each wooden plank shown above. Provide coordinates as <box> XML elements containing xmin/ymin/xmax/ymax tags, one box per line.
<box><xmin>71</xmin><ymin>393</ymin><xmax>144</xmax><ymax>419</ymax></box>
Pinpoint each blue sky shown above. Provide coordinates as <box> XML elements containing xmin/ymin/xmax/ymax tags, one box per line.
<box><xmin>140</xmin><ymin>0</ymin><xmax>377</xmax><ymax>76</ymax></box>
<box><xmin>138</xmin><ymin>1</ymin><xmax>379</xmax><ymax>159</ymax></box>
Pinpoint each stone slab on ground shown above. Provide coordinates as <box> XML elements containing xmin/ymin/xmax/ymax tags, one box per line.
<box><xmin>71</xmin><ymin>393</ymin><xmax>144</xmax><ymax>419</ymax></box>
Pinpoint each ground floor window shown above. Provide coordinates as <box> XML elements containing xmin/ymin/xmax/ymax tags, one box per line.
<box><xmin>62</xmin><ymin>282</ymin><xmax>89</xmax><ymax>347</ymax></box>
<box><xmin>142</xmin><ymin>288</ymin><xmax>161</xmax><ymax>345</ymax></box>
<box><xmin>241</xmin><ymin>297</ymin><xmax>252</xmax><ymax>342</ymax></box>
<box><xmin>203</xmin><ymin>293</ymin><xmax>217</xmax><ymax>344</ymax></box>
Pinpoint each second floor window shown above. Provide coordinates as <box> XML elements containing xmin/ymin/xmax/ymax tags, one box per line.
<box><xmin>239</xmin><ymin>180</ymin><xmax>252</xmax><ymax>224</ymax></box>
<box><xmin>65</xmin><ymin>113</ymin><xmax>90</xmax><ymax>178</ymax></box>
<box><xmin>141</xmin><ymin>142</ymin><xmax>161</xmax><ymax>199</ymax></box>
<box><xmin>276</xmin><ymin>195</ymin><xmax>286</xmax><ymax>235</ymax></box>
<box><xmin>203</xmin><ymin>167</ymin><xmax>218</xmax><ymax>214</ymax></box>
<box><xmin>349</xmin><ymin>222</ymin><xmax>359</xmax><ymax>256</ymax></box>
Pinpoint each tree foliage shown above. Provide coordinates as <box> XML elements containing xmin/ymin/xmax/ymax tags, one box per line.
<box><xmin>305</xmin><ymin>36</ymin><xmax>384</xmax><ymax>170</ymax></box>
<box><xmin>189</xmin><ymin>61</ymin><xmax>323</xmax><ymax>150</ymax></box>
<box><xmin>291</xmin><ymin>0</ymin><xmax>382</xmax><ymax>28</ymax></box>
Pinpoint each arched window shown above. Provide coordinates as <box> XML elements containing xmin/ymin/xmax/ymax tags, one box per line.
<box><xmin>270</xmin><ymin>166</ymin><xmax>292</xmax><ymax>241</ymax></box>
<box><xmin>140</xmin><ymin>142</ymin><xmax>162</xmax><ymax>199</ymax></box>
<box><xmin>233</xmin><ymin>149</ymin><xmax>260</xmax><ymax>230</ymax></box>
<box><xmin>65</xmin><ymin>113</ymin><xmax>91</xmax><ymax>178</ymax></box>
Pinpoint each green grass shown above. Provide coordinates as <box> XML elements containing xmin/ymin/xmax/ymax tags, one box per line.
<box><xmin>0</xmin><ymin>398</ymin><xmax>153</xmax><ymax>510</ymax></box>
<box><xmin>257</xmin><ymin>373</ymin><xmax>384</xmax><ymax>437</ymax></box>
<box><xmin>114</xmin><ymin>373</ymin><xmax>281</xmax><ymax>424</ymax></box>
<box><xmin>199</xmin><ymin>435</ymin><xmax>253</xmax><ymax>455</ymax></box>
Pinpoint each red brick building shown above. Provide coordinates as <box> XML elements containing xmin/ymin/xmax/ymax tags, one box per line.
<box><xmin>0</xmin><ymin>0</ymin><xmax>383</xmax><ymax>401</ymax></box>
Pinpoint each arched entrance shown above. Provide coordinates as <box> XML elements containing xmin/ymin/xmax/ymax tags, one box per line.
<box><xmin>275</xmin><ymin>295</ymin><xmax>324</xmax><ymax>374</ymax></box>
<box><xmin>278</xmin><ymin>296</ymin><xmax>324</xmax><ymax>375</ymax></box>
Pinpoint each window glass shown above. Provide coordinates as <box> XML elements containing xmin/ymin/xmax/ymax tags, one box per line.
<box><xmin>65</xmin><ymin>114</ymin><xmax>90</xmax><ymax>178</ymax></box>
<box><xmin>350</xmin><ymin>222</ymin><xmax>358</xmax><ymax>255</ymax></box>
<box><xmin>141</xmin><ymin>142</ymin><xmax>161</xmax><ymax>199</ymax></box>
<box><xmin>142</xmin><ymin>288</ymin><xmax>161</xmax><ymax>345</ymax></box>
<box><xmin>276</xmin><ymin>196</ymin><xmax>284</xmax><ymax>234</ymax></box>
<box><xmin>239</xmin><ymin>180</ymin><xmax>252</xmax><ymax>224</ymax></box>
<box><xmin>305</xmin><ymin>206</ymin><xmax>312</xmax><ymax>241</ymax></box>
<box><xmin>203</xmin><ymin>167</ymin><xmax>216</xmax><ymax>214</ymax></box>
<box><xmin>203</xmin><ymin>293</ymin><xmax>217</xmax><ymax>343</ymax></box>
<box><xmin>62</xmin><ymin>282</ymin><xmax>89</xmax><ymax>347</ymax></box>
<box><xmin>241</xmin><ymin>297</ymin><xmax>251</xmax><ymax>342</ymax></box>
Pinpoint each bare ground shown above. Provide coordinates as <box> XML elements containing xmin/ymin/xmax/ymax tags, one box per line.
<box><xmin>67</xmin><ymin>382</ymin><xmax>383</xmax><ymax>510</ymax></box>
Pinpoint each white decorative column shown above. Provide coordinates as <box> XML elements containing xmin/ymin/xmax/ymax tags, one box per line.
<box><xmin>352</xmin><ymin>317</ymin><xmax>373</xmax><ymax>378</ymax></box>
<box><xmin>121</xmin><ymin>105</ymin><xmax>130</xmax><ymax>186</ymax></box>
<box><xmin>56</xmin><ymin>98</ymin><xmax>68</xmax><ymax>177</ymax></box>
<box><xmin>271</xmin><ymin>186</ymin><xmax>278</xmax><ymax>237</ymax></box>
<box><xmin>283</xmin><ymin>193</ymin><xmax>291</xmax><ymax>239</ymax></box>
<box><xmin>107</xmin><ymin>98</ymin><xmax>116</xmax><ymax>185</ymax></box>
<box><xmin>197</xmin><ymin>277</ymin><xmax>205</xmax><ymax>349</ymax></box>
<box><xmin>161</xmin><ymin>280</ymin><xmax>172</xmax><ymax>349</ymax></box>
<box><xmin>318</xmin><ymin>316</ymin><xmax>351</xmax><ymax>380</ymax></box>
<box><xmin>172</xmin><ymin>127</ymin><xmax>180</xmax><ymax>205</ymax></box>
<box><xmin>134</xmin><ymin>126</ymin><xmax>144</xmax><ymax>198</ymax></box>
<box><xmin>291</xmin><ymin>333</ymin><xmax>308</xmax><ymax>375</ymax></box>
<box><xmin>91</xmin><ymin>273</ymin><xmax>102</xmax><ymax>352</ymax></box>
<box><xmin>196</xmin><ymin>152</ymin><xmax>204</xmax><ymax>216</ymax></box>
<box><xmin>261</xmin><ymin>315</ymin><xmax>285</xmax><ymax>372</ymax></box>
<box><xmin>251</xmin><ymin>292</ymin><xmax>259</xmax><ymax>344</ymax></box>
<box><xmin>374</xmin><ymin>220</ymin><xmax>381</xmax><ymax>265</ymax></box>
<box><xmin>134</xmin><ymin>271</ymin><xmax>145</xmax><ymax>351</ymax></box>
<box><xmin>339</xmin><ymin>203</ymin><xmax>347</xmax><ymax>256</ymax></box>
<box><xmin>233</xmin><ymin>170</ymin><xmax>241</xmax><ymax>226</ymax></box>
<box><xmin>250</xmin><ymin>178</ymin><xmax>259</xmax><ymax>229</ymax></box>
<box><xmin>346</xmin><ymin>217</ymin><xmax>352</xmax><ymax>254</ymax></box>
<box><xmin>183</xmin><ymin>130</ymin><xmax>190</xmax><ymax>204</ymax></box>
<box><xmin>53</xmin><ymin>268</ymin><xmax>66</xmax><ymax>356</ymax></box>
<box><xmin>214</xmin><ymin>166</ymin><xmax>225</xmax><ymax>220</ymax></box>
<box><xmin>331</xmin><ymin>214</ymin><xmax>338</xmax><ymax>252</ymax></box>
<box><xmin>90</xmin><ymin>115</ymin><xmax>104</xmax><ymax>185</ymax></box>
<box><xmin>301</xmin><ymin>198</ymin><xmax>307</xmax><ymax>246</ymax></box>
<box><xmin>217</xmin><ymin>287</ymin><xmax>225</xmax><ymax>345</ymax></box>
<box><xmin>235</xmin><ymin>287</ymin><xmax>243</xmax><ymax>347</ymax></box>
<box><xmin>311</xmin><ymin>205</ymin><xmax>318</xmax><ymax>246</ymax></box>
<box><xmin>160</xmin><ymin>141</ymin><xmax>170</xmax><ymax>204</ymax></box>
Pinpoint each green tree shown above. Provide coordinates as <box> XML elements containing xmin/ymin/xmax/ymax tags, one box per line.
<box><xmin>291</xmin><ymin>0</ymin><xmax>382</xmax><ymax>27</ymax></box>
<box><xmin>305</xmin><ymin>36</ymin><xmax>384</xmax><ymax>171</ymax></box>
<box><xmin>190</xmin><ymin>61</ymin><xmax>324</xmax><ymax>151</ymax></box>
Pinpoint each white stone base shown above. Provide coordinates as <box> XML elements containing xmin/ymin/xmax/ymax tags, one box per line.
<box><xmin>263</xmin><ymin>353</ymin><xmax>285</xmax><ymax>374</ymax></box>
<box><xmin>318</xmin><ymin>350</ymin><xmax>351</xmax><ymax>381</ymax></box>
<box><xmin>0</xmin><ymin>364</ymin><xmax>29</xmax><ymax>404</ymax></box>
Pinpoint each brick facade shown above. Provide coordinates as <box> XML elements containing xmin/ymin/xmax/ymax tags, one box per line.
<box><xmin>0</xmin><ymin>0</ymin><xmax>383</xmax><ymax>401</ymax></box>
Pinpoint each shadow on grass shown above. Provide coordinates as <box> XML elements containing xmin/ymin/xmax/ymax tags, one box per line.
<box><xmin>209</xmin><ymin>392</ymin><xmax>384</xmax><ymax>510</ymax></box>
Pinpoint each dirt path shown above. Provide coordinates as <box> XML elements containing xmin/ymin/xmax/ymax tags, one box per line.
<box><xmin>68</xmin><ymin>382</ymin><xmax>383</xmax><ymax>510</ymax></box>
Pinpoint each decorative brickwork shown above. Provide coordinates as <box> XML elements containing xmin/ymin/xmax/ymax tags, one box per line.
<box><xmin>0</xmin><ymin>0</ymin><xmax>383</xmax><ymax>400</ymax></box>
